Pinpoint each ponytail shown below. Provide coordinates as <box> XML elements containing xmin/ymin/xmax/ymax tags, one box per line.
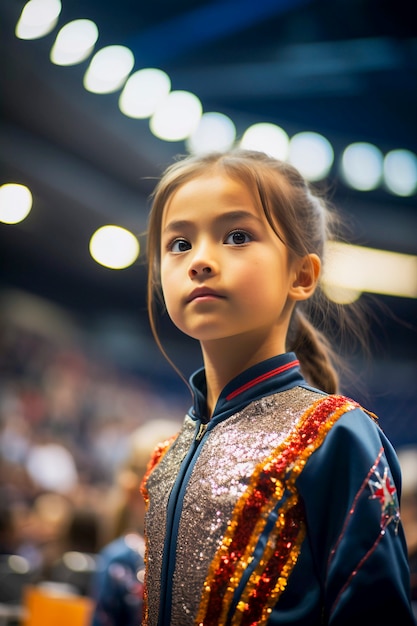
<box><xmin>287</xmin><ymin>308</ymin><xmax>339</xmax><ymax>394</ymax></box>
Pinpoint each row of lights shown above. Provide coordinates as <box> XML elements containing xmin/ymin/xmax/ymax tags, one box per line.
<box><xmin>14</xmin><ymin>0</ymin><xmax>417</xmax><ymax>194</ymax></box>
<box><xmin>0</xmin><ymin>183</ymin><xmax>140</xmax><ymax>270</ymax></box>
<box><xmin>1</xmin><ymin>181</ymin><xmax>417</xmax><ymax>304</ymax></box>
<box><xmin>5</xmin><ymin>0</ymin><xmax>417</xmax><ymax>303</ymax></box>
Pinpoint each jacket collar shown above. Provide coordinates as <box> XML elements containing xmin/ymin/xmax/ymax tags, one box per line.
<box><xmin>189</xmin><ymin>352</ymin><xmax>305</xmax><ymax>423</ymax></box>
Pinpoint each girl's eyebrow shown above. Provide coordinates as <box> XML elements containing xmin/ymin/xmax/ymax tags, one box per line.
<box><xmin>162</xmin><ymin>219</ymin><xmax>193</xmax><ymax>236</ymax></box>
<box><xmin>162</xmin><ymin>210</ymin><xmax>261</xmax><ymax>235</ymax></box>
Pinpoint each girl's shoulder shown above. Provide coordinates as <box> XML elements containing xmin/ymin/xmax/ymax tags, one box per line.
<box><xmin>296</xmin><ymin>389</ymin><xmax>400</xmax><ymax>509</ymax></box>
<box><xmin>286</xmin><ymin>387</ymin><xmax>396</xmax><ymax>491</ymax></box>
<box><xmin>291</xmin><ymin>387</ymin><xmax>378</xmax><ymax>449</ymax></box>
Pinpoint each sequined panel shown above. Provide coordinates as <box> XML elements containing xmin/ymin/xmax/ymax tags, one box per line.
<box><xmin>195</xmin><ymin>394</ymin><xmax>358</xmax><ymax>626</ymax></box>
<box><xmin>236</xmin><ymin>497</ymin><xmax>306</xmax><ymax>626</ymax></box>
<box><xmin>143</xmin><ymin>389</ymin><xmax>359</xmax><ymax>626</ymax></box>
<box><xmin>170</xmin><ymin>386</ymin><xmax>323</xmax><ymax>624</ymax></box>
<box><xmin>141</xmin><ymin>437</ymin><xmax>175</xmax><ymax>626</ymax></box>
<box><xmin>143</xmin><ymin>415</ymin><xmax>196</xmax><ymax>626</ymax></box>
<box><xmin>235</xmin><ymin>396</ymin><xmax>358</xmax><ymax>626</ymax></box>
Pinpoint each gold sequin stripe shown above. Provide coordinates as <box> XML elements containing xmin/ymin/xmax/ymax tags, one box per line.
<box><xmin>233</xmin><ymin>396</ymin><xmax>358</xmax><ymax>626</ymax></box>
<box><xmin>196</xmin><ymin>395</ymin><xmax>358</xmax><ymax>626</ymax></box>
<box><xmin>232</xmin><ymin>495</ymin><xmax>307</xmax><ymax>626</ymax></box>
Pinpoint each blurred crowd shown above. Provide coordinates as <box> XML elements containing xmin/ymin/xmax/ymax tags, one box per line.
<box><xmin>0</xmin><ymin>291</ymin><xmax>184</xmax><ymax>622</ymax></box>
<box><xmin>0</xmin><ymin>290</ymin><xmax>416</xmax><ymax>623</ymax></box>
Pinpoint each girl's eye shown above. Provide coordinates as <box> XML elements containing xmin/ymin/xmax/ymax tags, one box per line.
<box><xmin>225</xmin><ymin>230</ymin><xmax>252</xmax><ymax>246</ymax></box>
<box><xmin>170</xmin><ymin>238</ymin><xmax>191</xmax><ymax>253</ymax></box>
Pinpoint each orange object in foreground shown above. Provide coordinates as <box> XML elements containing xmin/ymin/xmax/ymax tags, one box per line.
<box><xmin>22</xmin><ymin>585</ymin><xmax>93</xmax><ymax>626</ymax></box>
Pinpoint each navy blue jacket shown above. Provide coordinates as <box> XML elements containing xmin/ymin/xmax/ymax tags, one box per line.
<box><xmin>142</xmin><ymin>353</ymin><xmax>415</xmax><ymax>625</ymax></box>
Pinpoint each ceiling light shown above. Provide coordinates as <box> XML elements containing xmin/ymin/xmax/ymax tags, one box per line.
<box><xmin>322</xmin><ymin>241</ymin><xmax>417</xmax><ymax>301</ymax></box>
<box><xmin>0</xmin><ymin>183</ymin><xmax>33</xmax><ymax>224</ymax></box>
<box><xmin>341</xmin><ymin>142</ymin><xmax>383</xmax><ymax>191</ymax></box>
<box><xmin>186</xmin><ymin>112</ymin><xmax>236</xmax><ymax>154</ymax></box>
<box><xmin>119</xmin><ymin>68</ymin><xmax>171</xmax><ymax>119</ymax></box>
<box><xmin>288</xmin><ymin>131</ymin><xmax>334</xmax><ymax>181</ymax></box>
<box><xmin>240</xmin><ymin>123</ymin><xmax>289</xmax><ymax>160</ymax></box>
<box><xmin>89</xmin><ymin>225</ymin><xmax>140</xmax><ymax>270</ymax></box>
<box><xmin>150</xmin><ymin>91</ymin><xmax>202</xmax><ymax>141</ymax></box>
<box><xmin>15</xmin><ymin>0</ymin><xmax>61</xmax><ymax>40</ymax></box>
<box><xmin>383</xmin><ymin>149</ymin><xmax>417</xmax><ymax>197</ymax></box>
<box><xmin>83</xmin><ymin>45</ymin><xmax>135</xmax><ymax>94</ymax></box>
<box><xmin>50</xmin><ymin>19</ymin><xmax>98</xmax><ymax>66</ymax></box>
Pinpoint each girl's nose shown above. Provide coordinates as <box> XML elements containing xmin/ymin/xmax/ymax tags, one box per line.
<box><xmin>189</xmin><ymin>264</ymin><xmax>212</xmax><ymax>278</ymax></box>
<box><xmin>188</xmin><ymin>243</ymin><xmax>216</xmax><ymax>278</ymax></box>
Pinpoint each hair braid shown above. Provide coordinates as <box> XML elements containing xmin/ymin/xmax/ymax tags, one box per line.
<box><xmin>287</xmin><ymin>308</ymin><xmax>339</xmax><ymax>394</ymax></box>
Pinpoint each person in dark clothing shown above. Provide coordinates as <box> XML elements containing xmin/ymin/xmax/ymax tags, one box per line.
<box><xmin>141</xmin><ymin>149</ymin><xmax>416</xmax><ymax>625</ymax></box>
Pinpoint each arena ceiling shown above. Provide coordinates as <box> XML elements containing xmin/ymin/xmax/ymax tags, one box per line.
<box><xmin>0</xmin><ymin>0</ymin><xmax>416</xmax><ymax>436</ymax></box>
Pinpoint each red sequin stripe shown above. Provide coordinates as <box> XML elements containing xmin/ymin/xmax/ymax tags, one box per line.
<box><xmin>237</xmin><ymin>497</ymin><xmax>306</xmax><ymax>626</ymax></box>
<box><xmin>140</xmin><ymin>435</ymin><xmax>177</xmax><ymax>505</ymax></box>
<box><xmin>196</xmin><ymin>395</ymin><xmax>358</xmax><ymax>626</ymax></box>
<box><xmin>225</xmin><ymin>360</ymin><xmax>300</xmax><ymax>401</ymax></box>
<box><xmin>201</xmin><ymin>471</ymin><xmax>280</xmax><ymax>625</ymax></box>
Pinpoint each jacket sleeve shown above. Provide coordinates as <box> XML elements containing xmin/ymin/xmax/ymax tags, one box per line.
<box><xmin>297</xmin><ymin>407</ymin><xmax>416</xmax><ymax>626</ymax></box>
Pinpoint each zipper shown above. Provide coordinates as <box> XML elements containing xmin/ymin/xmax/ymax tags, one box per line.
<box><xmin>196</xmin><ymin>422</ymin><xmax>207</xmax><ymax>442</ymax></box>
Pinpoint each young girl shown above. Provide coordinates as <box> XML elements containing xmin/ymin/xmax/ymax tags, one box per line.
<box><xmin>141</xmin><ymin>149</ymin><xmax>415</xmax><ymax>625</ymax></box>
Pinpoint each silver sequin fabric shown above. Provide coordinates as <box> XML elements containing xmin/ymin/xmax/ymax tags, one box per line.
<box><xmin>144</xmin><ymin>414</ymin><xmax>196</xmax><ymax>625</ymax></box>
<box><xmin>144</xmin><ymin>385</ymin><xmax>321</xmax><ymax>625</ymax></box>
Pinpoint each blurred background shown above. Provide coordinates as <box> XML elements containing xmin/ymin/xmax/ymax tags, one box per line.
<box><xmin>0</xmin><ymin>0</ymin><xmax>417</xmax><ymax>622</ymax></box>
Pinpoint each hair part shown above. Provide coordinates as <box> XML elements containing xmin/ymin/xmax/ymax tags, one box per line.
<box><xmin>147</xmin><ymin>148</ymin><xmax>368</xmax><ymax>395</ymax></box>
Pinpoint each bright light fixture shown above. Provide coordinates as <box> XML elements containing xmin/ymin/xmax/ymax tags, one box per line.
<box><xmin>240</xmin><ymin>123</ymin><xmax>289</xmax><ymax>160</ymax></box>
<box><xmin>288</xmin><ymin>132</ymin><xmax>334</xmax><ymax>181</ymax></box>
<box><xmin>186</xmin><ymin>112</ymin><xmax>236</xmax><ymax>154</ymax></box>
<box><xmin>84</xmin><ymin>46</ymin><xmax>135</xmax><ymax>94</ymax></box>
<box><xmin>322</xmin><ymin>241</ymin><xmax>417</xmax><ymax>302</ymax></box>
<box><xmin>16</xmin><ymin>0</ymin><xmax>61</xmax><ymax>40</ymax></box>
<box><xmin>89</xmin><ymin>225</ymin><xmax>140</xmax><ymax>269</ymax></box>
<box><xmin>341</xmin><ymin>142</ymin><xmax>383</xmax><ymax>191</ymax></box>
<box><xmin>150</xmin><ymin>91</ymin><xmax>202</xmax><ymax>141</ymax></box>
<box><xmin>383</xmin><ymin>149</ymin><xmax>417</xmax><ymax>197</ymax></box>
<box><xmin>0</xmin><ymin>183</ymin><xmax>33</xmax><ymax>224</ymax></box>
<box><xmin>50</xmin><ymin>19</ymin><xmax>98</xmax><ymax>66</ymax></box>
<box><xmin>119</xmin><ymin>68</ymin><xmax>171</xmax><ymax>119</ymax></box>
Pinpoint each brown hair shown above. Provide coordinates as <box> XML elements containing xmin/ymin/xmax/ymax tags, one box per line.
<box><xmin>147</xmin><ymin>148</ymin><xmax>364</xmax><ymax>394</ymax></box>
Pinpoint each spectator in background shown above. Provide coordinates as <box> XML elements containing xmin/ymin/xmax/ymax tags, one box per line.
<box><xmin>0</xmin><ymin>504</ymin><xmax>17</xmax><ymax>555</ymax></box>
<box><xmin>48</xmin><ymin>501</ymin><xmax>102</xmax><ymax>596</ymax></box>
<box><xmin>90</xmin><ymin>418</ymin><xmax>180</xmax><ymax>626</ymax></box>
<box><xmin>398</xmin><ymin>446</ymin><xmax>417</xmax><ymax>618</ymax></box>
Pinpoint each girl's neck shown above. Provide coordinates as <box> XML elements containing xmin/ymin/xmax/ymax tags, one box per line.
<box><xmin>201</xmin><ymin>330</ymin><xmax>287</xmax><ymax>418</ymax></box>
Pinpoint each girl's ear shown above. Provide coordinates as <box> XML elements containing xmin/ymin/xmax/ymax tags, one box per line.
<box><xmin>289</xmin><ymin>253</ymin><xmax>321</xmax><ymax>302</ymax></box>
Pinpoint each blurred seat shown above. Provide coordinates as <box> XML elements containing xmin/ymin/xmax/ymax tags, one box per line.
<box><xmin>22</xmin><ymin>584</ymin><xmax>93</xmax><ymax>626</ymax></box>
<box><xmin>48</xmin><ymin>551</ymin><xmax>98</xmax><ymax>597</ymax></box>
<box><xmin>0</xmin><ymin>555</ymin><xmax>39</xmax><ymax>605</ymax></box>
<box><xmin>0</xmin><ymin>603</ymin><xmax>26</xmax><ymax>626</ymax></box>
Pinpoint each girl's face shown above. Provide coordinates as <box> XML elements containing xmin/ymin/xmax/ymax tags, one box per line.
<box><xmin>160</xmin><ymin>172</ymin><xmax>308</xmax><ymax>353</ymax></box>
